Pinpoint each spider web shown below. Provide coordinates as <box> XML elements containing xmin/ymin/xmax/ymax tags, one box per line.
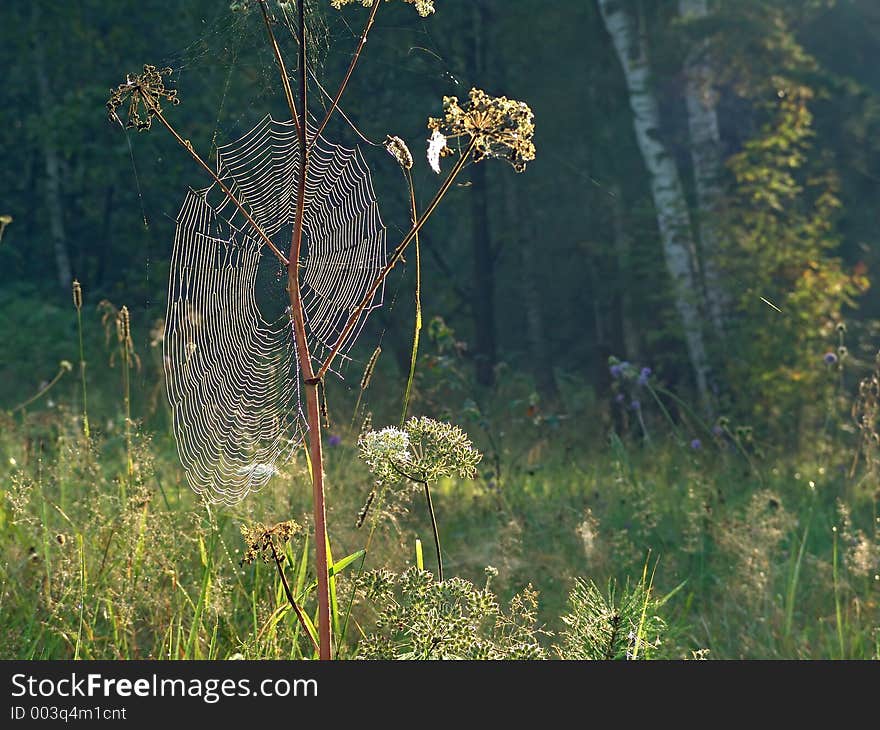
<box><xmin>165</xmin><ymin>115</ymin><xmax>386</xmax><ymax>503</ymax></box>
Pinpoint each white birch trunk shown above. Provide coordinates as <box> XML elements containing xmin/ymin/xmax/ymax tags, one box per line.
<box><xmin>598</xmin><ymin>0</ymin><xmax>712</xmax><ymax>407</ymax></box>
<box><xmin>679</xmin><ymin>0</ymin><xmax>728</xmax><ymax>339</ymax></box>
<box><xmin>33</xmin><ymin>3</ymin><xmax>72</xmax><ymax>291</ymax></box>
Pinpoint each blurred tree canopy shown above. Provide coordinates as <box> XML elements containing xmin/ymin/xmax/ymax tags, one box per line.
<box><xmin>1</xmin><ymin>0</ymin><xmax>879</xmax><ymax>442</ymax></box>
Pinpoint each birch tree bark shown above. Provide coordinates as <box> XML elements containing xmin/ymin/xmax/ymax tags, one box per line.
<box><xmin>598</xmin><ymin>0</ymin><xmax>712</xmax><ymax>408</ymax></box>
<box><xmin>33</xmin><ymin>3</ymin><xmax>72</xmax><ymax>291</ymax></box>
<box><xmin>679</xmin><ymin>0</ymin><xmax>728</xmax><ymax>339</ymax></box>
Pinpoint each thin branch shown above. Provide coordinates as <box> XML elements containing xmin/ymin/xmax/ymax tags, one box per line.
<box><xmin>389</xmin><ymin>462</ymin><xmax>443</xmax><ymax>582</ymax></box>
<box><xmin>11</xmin><ymin>363</ymin><xmax>70</xmax><ymax>413</ymax></box>
<box><xmin>313</xmin><ymin>138</ymin><xmax>478</xmax><ymax>381</ymax></box>
<box><xmin>421</xmin><ymin>482</ymin><xmax>443</xmax><ymax>582</ymax></box>
<box><xmin>258</xmin><ymin>0</ymin><xmax>301</xmax><ymax>133</ymax></box>
<box><xmin>309</xmin><ymin>64</ymin><xmax>380</xmax><ymax>147</ymax></box>
<box><xmin>400</xmin><ymin>168</ymin><xmax>421</xmax><ymax>426</ymax></box>
<box><xmin>143</xmin><ymin>103</ymin><xmax>289</xmax><ymax>266</ymax></box>
<box><xmin>309</xmin><ymin>0</ymin><xmax>381</xmax><ymax>149</ymax></box>
<box><xmin>269</xmin><ymin>541</ymin><xmax>320</xmax><ymax>654</ymax></box>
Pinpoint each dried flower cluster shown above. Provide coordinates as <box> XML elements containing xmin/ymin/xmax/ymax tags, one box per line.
<box><xmin>330</xmin><ymin>0</ymin><xmax>436</xmax><ymax>18</ymax></box>
<box><xmin>427</xmin><ymin>88</ymin><xmax>536</xmax><ymax>173</ymax></box>
<box><xmin>106</xmin><ymin>65</ymin><xmax>179</xmax><ymax>131</ymax></box>
<box><xmin>240</xmin><ymin>520</ymin><xmax>302</xmax><ymax>565</ymax></box>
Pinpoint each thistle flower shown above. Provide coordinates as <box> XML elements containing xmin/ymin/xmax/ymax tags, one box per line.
<box><xmin>106</xmin><ymin>64</ymin><xmax>179</xmax><ymax>131</ymax></box>
<box><xmin>330</xmin><ymin>0</ymin><xmax>436</xmax><ymax>17</ymax></box>
<box><xmin>427</xmin><ymin>88</ymin><xmax>536</xmax><ymax>173</ymax></box>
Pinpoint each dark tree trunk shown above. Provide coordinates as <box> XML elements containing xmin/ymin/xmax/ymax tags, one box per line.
<box><xmin>470</xmin><ymin>162</ymin><xmax>497</xmax><ymax>387</ymax></box>
<box><xmin>611</xmin><ymin>186</ymin><xmax>640</xmax><ymax>361</ymax></box>
<box><xmin>33</xmin><ymin>3</ymin><xmax>72</xmax><ymax>291</ymax></box>
<box><xmin>505</xmin><ymin>174</ymin><xmax>560</xmax><ymax>402</ymax></box>
<box><xmin>469</xmin><ymin>0</ymin><xmax>497</xmax><ymax>387</ymax></box>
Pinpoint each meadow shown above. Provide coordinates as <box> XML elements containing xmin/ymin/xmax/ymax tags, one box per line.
<box><xmin>1</xmin><ymin>290</ymin><xmax>877</xmax><ymax>660</ymax></box>
<box><xmin>3</xmin><ymin>0</ymin><xmax>880</xmax><ymax>663</ymax></box>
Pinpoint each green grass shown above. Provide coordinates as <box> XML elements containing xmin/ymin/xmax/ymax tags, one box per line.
<box><xmin>1</xmin><ymin>386</ymin><xmax>878</xmax><ymax>659</ymax></box>
<box><xmin>0</xmin><ymin>292</ymin><xmax>878</xmax><ymax>659</ymax></box>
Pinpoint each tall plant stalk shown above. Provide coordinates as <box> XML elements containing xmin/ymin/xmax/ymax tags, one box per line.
<box><xmin>401</xmin><ymin>169</ymin><xmax>421</xmax><ymax>425</ymax></box>
<box><xmin>118</xmin><ymin>306</ymin><xmax>133</xmax><ymax>498</ymax></box>
<box><xmin>309</xmin><ymin>0</ymin><xmax>380</xmax><ymax>147</ymax></box>
<box><xmin>287</xmin><ymin>0</ymin><xmax>332</xmax><ymax>661</ymax></box>
<box><xmin>112</xmin><ymin>0</ymin><xmax>502</xmax><ymax>662</ymax></box>
<box><xmin>314</xmin><ymin>137</ymin><xmax>478</xmax><ymax>381</ymax></box>
<box><xmin>72</xmin><ymin>280</ymin><xmax>90</xmax><ymax>439</ymax></box>
<box><xmin>257</xmin><ymin>0</ymin><xmax>332</xmax><ymax>661</ymax></box>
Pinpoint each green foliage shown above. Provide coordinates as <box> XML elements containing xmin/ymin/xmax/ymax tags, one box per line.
<box><xmin>557</xmin><ymin>573</ymin><xmax>668</xmax><ymax>660</ymax></box>
<box><xmin>701</xmin><ymin>9</ymin><xmax>864</xmax><ymax>435</ymax></box>
<box><xmin>355</xmin><ymin>566</ymin><xmax>546</xmax><ymax>659</ymax></box>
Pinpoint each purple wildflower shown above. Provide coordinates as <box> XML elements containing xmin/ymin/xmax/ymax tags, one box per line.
<box><xmin>690</xmin><ymin>439</ymin><xmax>702</xmax><ymax>450</ymax></box>
<box><xmin>328</xmin><ymin>434</ymin><xmax>342</xmax><ymax>447</ymax></box>
<box><xmin>638</xmin><ymin>367</ymin><xmax>652</xmax><ymax>386</ymax></box>
<box><xmin>712</xmin><ymin>424</ymin><xmax>724</xmax><ymax>437</ymax></box>
<box><xmin>630</xmin><ymin>399</ymin><xmax>641</xmax><ymax>411</ymax></box>
<box><xmin>823</xmin><ymin>352</ymin><xmax>838</xmax><ymax>365</ymax></box>
<box><xmin>615</xmin><ymin>393</ymin><xmax>626</xmax><ymax>404</ymax></box>
<box><xmin>610</xmin><ymin>364</ymin><xmax>623</xmax><ymax>379</ymax></box>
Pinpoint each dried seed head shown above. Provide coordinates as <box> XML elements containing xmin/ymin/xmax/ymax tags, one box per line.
<box><xmin>117</xmin><ymin>306</ymin><xmax>131</xmax><ymax>343</ymax></box>
<box><xmin>330</xmin><ymin>0</ymin><xmax>436</xmax><ymax>18</ymax></box>
<box><xmin>427</xmin><ymin>88</ymin><xmax>536</xmax><ymax>172</ymax></box>
<box><xmin>106</xmin><ymin>64</ymin><xmax>179</xmax><ymax>131</ymax></box>
<box><xmin>361</xmin><ymin>346</ymin><xmax>382</xmax><ymax>390</ymax></box>
<box><xmin>72</xmin><ymin>279</ymin><xmax>82</xmax><ymax>311</ymax></box>
<box><xmin>385</xmin><ymin>135</ymin><xmax>413</xmax><ymax>170</ymax></box>
<box><xmin>0</xmin><ymin>214</ymin><xmax>12</xmax><ymax>243</ymax></box>
<box><xmin>240</xmin><ymin>520</ymin><xmax>302</xmax><ymax>565</ymax></box>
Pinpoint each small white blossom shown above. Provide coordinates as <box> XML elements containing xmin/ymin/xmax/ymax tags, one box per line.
<box><xmin>427</xmin><ymin>129</ymin><xmax>448</xmax><ymax>174</ymax></box>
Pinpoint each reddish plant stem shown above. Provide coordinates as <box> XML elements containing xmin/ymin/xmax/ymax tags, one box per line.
<box><xmin>309</xmin><ymin>0</ymin><xmax>380</xmax><ymax>149</ymax></box>
<box><xmin>284</xmin><ymin>0</ymin><xmax>332</xmax><ymax>661</ymax></box>
<box><xmin>258</xmin><ymin>0</ymin><xmax>301</xmax><ymax>134</ymax></box>
<box><xmin>313</xmin><ymin>137</ymin><xmax>478</xmax><ymax>381</ymax></box>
